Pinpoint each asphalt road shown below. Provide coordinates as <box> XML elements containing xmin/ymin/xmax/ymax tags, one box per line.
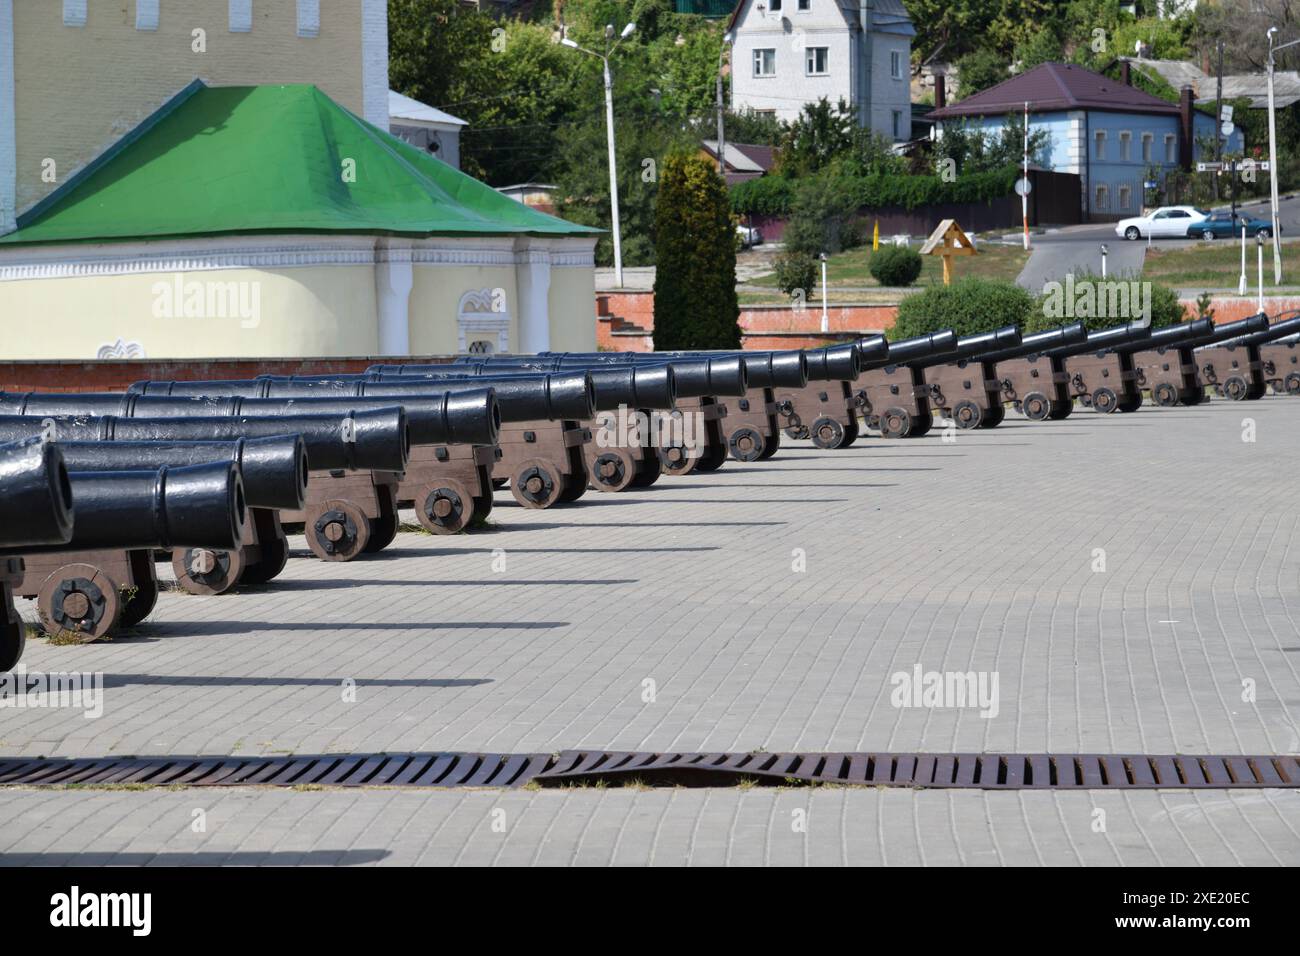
<box><xmin>1017</xmin><ymin>194</ymin><xmax>1300</xmax><ymax>291</ymax></box>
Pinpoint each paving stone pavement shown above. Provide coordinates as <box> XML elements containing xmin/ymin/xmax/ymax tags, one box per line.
<box><xmin>1</xmin><ymin>396</ymin><xmax>1299</xmax><ymax>865</ymax></box>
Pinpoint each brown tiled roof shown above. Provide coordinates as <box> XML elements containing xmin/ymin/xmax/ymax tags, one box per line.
<box><xmin>928</xmin><ymin>62</ymin><xmax>1182</xmax><ymax>120</ymax></box>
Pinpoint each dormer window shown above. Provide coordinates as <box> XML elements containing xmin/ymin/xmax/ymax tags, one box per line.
<box><xmin>797</xmin><ymin>0</ymin><xmax>810</xmax><ymax>9</ymax></box>
<box><xmin>770</xmin><ymin>0</ymin><xmax>782</xmax><ymax>10</ymax></box>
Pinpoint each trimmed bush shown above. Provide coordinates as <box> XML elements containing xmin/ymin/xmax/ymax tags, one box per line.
<box><xmin>868</xmin><ymin>245</ymin><xmax>923</xmax><ymax>287</ymax></box>
<box><xmin>773</xmin><ymin>251</ymin><xmax>817</xmax><ymax>297</ymax></box>
<box><xmin>652</xmin><ymin>154</ymin><xmax>741</xmax><ymax>350</ymax></box>
<box><xmin>1023</xmin><ymin>271</ymin><xmax>1186</xmax><ymax>333</ymax></box>
<box><xmin>731</xmin><ymin>166</ymin><xmax>1020</xmax><ymax>218</ymax></box>
<box><xmin>892</xmin><ymin>277</ymin><xmax>1037</xmax><ymax>339</ymax></box>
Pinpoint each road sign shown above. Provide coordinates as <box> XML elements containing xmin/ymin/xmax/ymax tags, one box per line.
<box><xmin>1221</xmin><ymin>104</ymin><xmax>1234</xmax><ymax>123</ymax></box>
<box><xmin>1143</xmin><ymin>180</ymin><xmax>1158</xmax><ymax>189</ymax></box>
<box><xmin>1014</xmin><ymin>177</ymin><xmax>1032</xmax><ymax>196</ymax></box>
<box><xmin>1222</xmin><ymin>121</ymin><xmax>1235</xmax><ymax>137</ymax></box>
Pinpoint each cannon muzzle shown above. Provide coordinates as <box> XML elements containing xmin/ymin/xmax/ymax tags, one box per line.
<box><xmin>881</xmin><ymin>330</ymin><xmax>960</xmax><ymax>366</ymax></box>
<box><xmin>806</xmin><ymin>343</ymin><xmax>863</xmax><ymax>381</ymax></box>
<box><xmin>56</xmin><ymin>436</ymin><xmax>308</xmax><ymax>510</ymax></box>
<box><xmin>9</xmin><ymin>462</ymin><xmax>246</xmax><ymax>555</ymax></box>
<box><xmin>0</xmin><ymin>412</ymin><xmax>410</xmax><ymax>473</ymax></box>
<box><xmin>0</xmin><ymin>438</ymin><xmax>74</xmax><ymax>548</ymax></box>
<box><xmin>1045</xmin><ymin>320</ymin><xmax>1151</xmax><ymax>358</ymax></box>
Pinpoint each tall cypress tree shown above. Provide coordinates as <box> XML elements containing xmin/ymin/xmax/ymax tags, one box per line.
<box><xmin>652</xmin><ymin>154</ymin><xmax>741</xmax><ymax>350</ymax></box>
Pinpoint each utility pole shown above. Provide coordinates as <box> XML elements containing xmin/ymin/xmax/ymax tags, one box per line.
<box><xmin>715</xmin><ymin>32</ymin><xmax>733</xmax><ymax>176</ymax></box>
<box><xmin>1264</xmin><ymin>28</ymin><xmax>1298</xmax><ymax>285</ymax></box>
<box><xmin>1214</xmin><ymin>40</ymin><xmax>1223</xmax><ymax>201</ymax></box>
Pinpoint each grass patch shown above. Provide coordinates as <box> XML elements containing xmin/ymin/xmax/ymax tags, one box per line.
<box><xmin>1143</xmin><ymin>237</ymin><xmax>1300</xmax><ymax>290</ymax></box>
<box><xmin>746</xmin><ymin>241</ymin><xmax>1030</xmax><ymax>291</ymax></box>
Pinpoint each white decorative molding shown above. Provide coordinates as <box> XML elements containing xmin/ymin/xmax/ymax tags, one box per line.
<box><xmin>0</xmin><ymin>234</ymin><xmax>598</xmax><ymax>281</ymax></box>
<box><xmin>457</xmin><ymin>288</ymin><xmax>511</xmax><ymax>354</ymax></box>
<box><xmin>96</xmin><ymin>339</ymin><xmax>146</xmax><ymax>359</ymax></box>
<box><xmin>296</xmin><ymin>0</ymin><xmax>319</xmax><ymax>38</ymax></box>
<box><xmin>135</xmin><ymin>0</ymin><xmax>159</xmax><ymax>31</ymax></box>
<box><xmin>360</xmin><ymin>0</ymin><xmax>389</xmax><ymax>127</ymax></box>
<box><xmin>229</xmin><ymin>0</ymin><xmax>252</xmax><ymax>33</ymax></box>
<box><xmin>62</xmin><ymin>0</ymin><xmax>87</xmax><ymax>27</ymax></box>
<box><xmin>0</xmin><ymin>0</ymin><xmax>15</xmax><ymax>235</ymax></box>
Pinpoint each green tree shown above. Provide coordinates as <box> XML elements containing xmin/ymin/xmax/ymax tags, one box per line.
<box><xmin>774</xmin><ymin>98</ymin><xmax>857</xmax><ymax>176</ymax></box>
<box><xmin>652</xmin><ymin>154</ymin><xmax>741</xmax><ymax>350</ymax></box>
<box><xmin>782</xmin><ymin>174</ymin><xmax>863</xmax><ymax>256</ymax></box>
<box><xmin>954</xmin><ymin>49</ymin><xmax>1010</xmax><ymax>99</ymax></box>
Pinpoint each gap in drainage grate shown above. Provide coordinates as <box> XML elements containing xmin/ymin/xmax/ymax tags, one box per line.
<box><xmin>0</xmin><ymin>752</ymin><xmax>1296</xmax><ymax>791</ymax></box>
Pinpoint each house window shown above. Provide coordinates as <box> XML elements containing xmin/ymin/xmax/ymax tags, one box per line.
<box><xmin>1142</xmin><ymin>133</ymin><xmax>1153</xmax><ymax>162</ymax></box>
<box><xmin>1119</xmin><ymin>131</ymin><xmax>1131</xmax><ymax>161</ymax></box>
<box><xmin>892</xmin><ymin>110</ymin><xmax>903</xmax><ymax>139</ymax></box>
<box><xmin>297</xmin><ymin>0</ymin><xmax>320</xmax><ymax>38</ymax></box>
<box><xmin>230</xmin><ymin>0</ymin><xmax>252</xmax><ymax>33</ymax></box>
<box><xmin>770</xmin><ymin>0</ymin><xmax>782</xmax><ymax>9</ymax></box>
<box><xmin>891</xmin><ymin>51</ymin><xmax>903</xmax><ymax>79</ymax></box>
<box><xmin>468</xmin><ymin>340</ymin><xmax>495</xmax><ymax>355</ymax></box>
<box><xmin>1118</xmin><ymin>184</ymin><xmax>1132</xmax><ymax>210</ymax></box>
<box><xmin>753</xmin><ymin>48</ymin><xmax>776</xmax><ymax>77</ymax></box>
<box><xmin>63</xmin><ymin>0</ymin><xmax>87</xmax><ymax>26</ymax></box>
<box><xmin>798</xmin><ymin>0</ymin><xmax>810</xmax><ymax>9</ymax></box>
<box><xmin>1164</xmin><ymin>134</ymin><xmax>1176</xmax><ymax>163</ymax></box>
<box><xmin>1095</xmin><ymin>185</ymin><xmax>1110</xmax><ymax>211</ymax></box>
<box><xmin>1094</xmin><ymin>130</ymin><xmax>1106</xmax><ymax>160</ymax></box>
<box><xmin>135</xmin><ymin>0</ymin><xmax>159</xmax><ymax>30</ymax></box>
<box><xmin>805</xmin><ymin>47</ymin><xmax>828</xmax><ymax>76</ymax></box>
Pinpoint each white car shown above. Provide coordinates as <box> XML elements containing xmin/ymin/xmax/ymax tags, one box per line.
<box><xmin>736</xmin><ymin>224</ymin><xmax>762</xmax><ymax>248</ymax></box>
<box><xmin>1115</xmin><ymin>206</ymin><xmax>1209</xmax><ymax>240</ymax></box>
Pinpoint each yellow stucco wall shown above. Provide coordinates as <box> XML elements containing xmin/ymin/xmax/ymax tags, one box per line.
<box><xmin>407</xmin><ymin>265</ymin><xmax>519</xmax><ymax>355</ymax></box>
<box><xmin>12</xmin><ymin>0</ymin><xmax>366</xmax><ymax>214</ymax></box>
<box><xmin>547</xmin><ymin>266</ymin><xmax>598</xmax><ymax>351</ymax></box>
<box><xmin>0</xmin><ymin>264</ymin><xmax>378</xmax><ymax>359</ymax></box>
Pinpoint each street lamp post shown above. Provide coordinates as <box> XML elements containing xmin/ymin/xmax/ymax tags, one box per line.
<box><xmin>1265</xmin><ymin>27</ymin><xmax>1299</xmax><ymax>285</ymax></box>
<box><xmin>562</xmin><ymin>22</ymin><xmax>637</xmax><ymax>289</ymax></box>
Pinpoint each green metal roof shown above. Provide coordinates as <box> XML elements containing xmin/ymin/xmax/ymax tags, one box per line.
<box><xmin>2</xmin><ymin>81</ymin><xmax>597</xmax><ymax>246</ymax></box>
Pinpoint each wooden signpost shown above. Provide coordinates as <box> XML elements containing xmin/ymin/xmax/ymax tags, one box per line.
<box><xmin>920</xmin><ymin>219</ymin><xmax>977</xmax><ymax>285</ymax></box>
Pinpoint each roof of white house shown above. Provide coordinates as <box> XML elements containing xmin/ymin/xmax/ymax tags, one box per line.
<box><xmin>726</xmin><ymin>0</ymin><xmax>914</xmax><ymax>36</ymax></box>
<box><xmin>388</xmin><ymin>89</ymin><xmax>468</xmax><ymax>128</ymax></box>
<box><xmin>700</xmin><ymin>140</ymin><xmax>769</xmax><ymax>174</ymax></box>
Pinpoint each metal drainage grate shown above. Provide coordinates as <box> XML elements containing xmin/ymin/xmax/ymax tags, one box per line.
<box><xmin>0</xmin><ymin>751</ymin><xmax>1296</xmax><ymax>791</ymax></box>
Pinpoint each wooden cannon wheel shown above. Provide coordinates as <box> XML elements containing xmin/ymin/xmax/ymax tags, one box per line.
<box><xmin>951</xmin><ymin>400</ymin><xmax>983</xmax><ymax>430</ymax></box>
<box><xmin>172</xmin><ymin>547</ymin><xmax>246</xmax><ymax>596</ymax></box>
<box><xmin>1150</xmin><ymin>383</ymin><xmax>1180</xmax><ymax>407</ymax></box>
<box><xmin>878</xmin><ymin>407</ymin><xmax>913</xmax><ymax>439</ymax></box>
<box><xmin>1090</xmin><ymin>387</ymin><xmax>1120</xmax><ymax>414</ymax></box>
<box><xmin>36</xmin><ymin>564</ymin><xmax>122</xmax><ymax>643</ymax></box>
<box><xmin>510</xmin><ymin>458</ymin><xmax>564</xmax><ymax>509</ymax></box>
<box><xmin>588</xmin><ymin>449</ymin><xmax>637</xmax><ymax>493</ymax></box>
<box><xmin>306</xmin><ymin>499</ymin><xmax>372</xmax><ymax>561</ymax></box>
<box><xmin>416</xmin><ymin>478</ymin><xmax>474</xmax><ymax>534</ymax></box>
<box><xmin>726</xmin><ymin>426</ymin><xmax>765</xmax><ymax>462</ymax></box>
<box><xmin>1221</xmin><ymin>375</ymin><xmax>1250</xmax><ymax>401</ymax></box>
<box><xmin>810</xmin><ymin>417</ymin><xmax>846</xmax><ymax>449</ymax></box>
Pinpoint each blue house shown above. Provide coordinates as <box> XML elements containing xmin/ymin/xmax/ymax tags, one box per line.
<box><xmin>927</xmin><ymin>62</ymin><xmax>1243</xmax><ymax>221</ymax></box>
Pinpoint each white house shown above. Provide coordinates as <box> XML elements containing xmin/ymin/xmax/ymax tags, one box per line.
<box><xmin>389</xmin><ymin>89</ymin><xmax>467</xmax><ymax>171</ymax></box>
<box><xmin>726</xmin><ymin>0</ymin><xmax>915</xmax><ymax>140</ymax></box>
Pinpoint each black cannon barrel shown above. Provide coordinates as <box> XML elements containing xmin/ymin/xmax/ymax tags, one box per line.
<box><xmin>132</xmin><ymin>391</ymin><xmax>499</xmax><ymax>447</ymax></box>
<box><xmin>0</xmin><ymin>392</ymin><xmax>132</xmax><ymax>416</ymax></box>
<box><xmin>459</xmin><ymin>356</ymin><xmax>749</xmax><ymax>398</ymax></box>
<box><xmin>802</xmin><ymin>343</ymin><xmax>862</xmax><ymax>381</ymax></box>
<box><xmin>1136</xmin><ymin>318</ymin><xmax>1217</xmax><ymax>350</ymax></box>
<box><xmin>129</xmin><ymin>379</ymin><xmax>270</xmax><ymax>398</ymax></box>
<box><xmin>1237</xmin><ymin>313</ymin><xmax>1300</xmax><ymax>346</ymax></box>
<box><xmin>521</xmin><ymin>349</ymin><xmax>813</xmax><ymax>389</ymax></box>
<box><xmin>1044</xmin><ymin>320</ymin><xmax>1152</xmax><ymax>358</ymax></box>
<box><xmin>923</xmin><ymin>326</ymin><xmax>1022</xmax><ymax>368</ymax></box>
<box><xmin>1197</xmin><ymin>313</ymin><xmax>1269</xmax><ymax>347</ymax></box>
<box><xmin>0</xmin><ymin>438</ymin><xmax>74</xmax><ymax>548</ymax></box>
<box><xmin>361</xmin><ymin>366</ymin><xmax>669</xmax><ymax>411</ymax></box>
<box><xmin>119</xmin><ymin>383</ymin><xmax>498</xmax><ymax>446</ymax></box>
<box><xmin>978</xmin><ymin>322</ymin><xmax>1089</xmax><ymax>365</ymax></box>
<box><xmin>333</xmin><ymin>373</ymin><xmax>593</xmax><ymax>422</ymax></box>
<box><xmin>0</xmin><ymin>412</ymin><xmax>409</xmax><ymax>473</ymax></box>
<box><xmin>880</xmin><ymin>330</ymin><xmax>960</xmax><ymax>366</ymax></box>
<box><xmin>6</xmin><ymin>462</ymin><xmax>246</xmax><ymax>555</ymax></box>
<box><xmin>56</xmin><ymin>436</ymin><xmax>308</xmax><ymax>511</ymax></box>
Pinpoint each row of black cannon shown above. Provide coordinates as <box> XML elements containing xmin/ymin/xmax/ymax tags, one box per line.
<box><xmin>1</xmin><ymin>310</ymin><xmax>1297</xmax><ymax>671</ymax></box>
